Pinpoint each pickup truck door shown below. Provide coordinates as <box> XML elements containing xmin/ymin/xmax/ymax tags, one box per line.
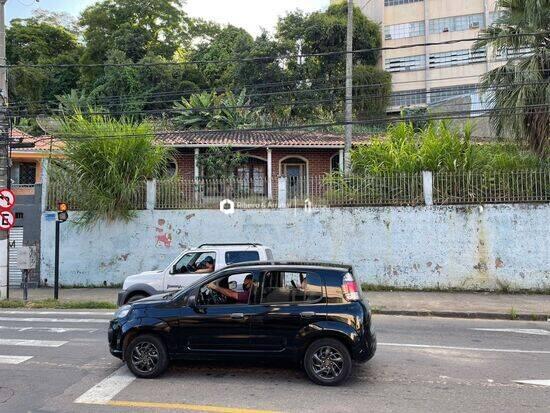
<box><xmin>165</xmin><ymin>251</ymin><xmax>216</xmax><ymax>291</ymax></box>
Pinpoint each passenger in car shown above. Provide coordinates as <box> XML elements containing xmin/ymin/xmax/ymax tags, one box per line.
<box><xmin>207</xmin><ymin>274</ymin><xmax>253</xmax><ymax>303</ymax></box>
<box><xmin>195</xmin><ymin>256</ymin><xmax>215</xmax><ymax>273</ymax></box>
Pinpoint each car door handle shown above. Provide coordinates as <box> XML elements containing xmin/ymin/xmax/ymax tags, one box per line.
<box><xmin>230</xmin><ymin>313</ymin><xmax>245</xmax><ymax>319</ymax></box>
<box><xmin>300</xmin><ymin>311</ymin><xmax>316</xmax><ymax>318</ymax></box>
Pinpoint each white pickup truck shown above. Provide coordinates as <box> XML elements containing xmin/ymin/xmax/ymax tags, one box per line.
<box><xmin>117</xmin><ymin>243</ymin><xmax>273</xmax><ymax>305</ymax></box>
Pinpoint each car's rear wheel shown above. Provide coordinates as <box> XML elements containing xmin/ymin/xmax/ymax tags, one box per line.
<box><xmin>125</xmin><ymin>334</ymin><xmax>168</xmax><ymax>379</ymax></box>
<box><xmin>127</xmin><ymin>293</ymin><xmax>148</xmax><ymax>304</ymax></box>
<box><xmin>304</xmin><ymin>338</ymin><xmax>352</xmax><ymax>386</ymax></box>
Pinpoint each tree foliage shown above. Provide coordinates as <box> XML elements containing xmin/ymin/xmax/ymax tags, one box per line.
<box><xmin>474</xmin><ymin>0</ymin><xmax>549</xmax><ymax>157</ymax></box>
<box><xmin>52</xmin><ymin>114</ymin><xmax>170</xmax><ymax>225</ymax></box>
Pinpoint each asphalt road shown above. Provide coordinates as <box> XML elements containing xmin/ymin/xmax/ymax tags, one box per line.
<box><xmin>0</xmin><ymin>310</ymin><xmax>548</xmax><ymax>413</ymax></box>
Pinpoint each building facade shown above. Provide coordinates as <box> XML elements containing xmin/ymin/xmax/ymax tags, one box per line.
<box><xmin>333</xmin><ymin>0</ymin><xmax>502</xmax><ymax>112</ymax></box>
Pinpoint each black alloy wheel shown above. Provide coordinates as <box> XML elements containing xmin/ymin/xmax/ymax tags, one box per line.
<box><xmin>304</xmin><ymin>338</ymin><xmax>352</xmax><ymax>386</ymax></box>
<box><xmin>126</xmin><ymin>334</ymin><xmax>168</xmax><ymax>378</ymax></box>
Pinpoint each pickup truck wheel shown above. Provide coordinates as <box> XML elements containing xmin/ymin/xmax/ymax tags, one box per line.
<box><xmin>304</xmin><ymin>338</ymin><xmax>352</xmax><ymax>386</ymax></box>
<box><xmin>127</xmin><ymin>293</ymin><xmax>147</xmax><ymax>304</ymax></box>
<box><xmin>126</xmin><ymin>334</ymin><xmax>168</xmax><ymax>379</ymax></box>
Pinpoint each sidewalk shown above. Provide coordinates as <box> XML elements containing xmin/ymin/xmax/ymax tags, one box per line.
<box><xmin>6</xmin><ymin>287</ymin><xmax>550</xmax><ymax>320</ymax></box>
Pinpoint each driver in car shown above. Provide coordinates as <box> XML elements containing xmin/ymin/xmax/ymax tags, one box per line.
<box><xmin>195</xmin><ymin>256</ymin><xmax>215</xmax><ymax>273</ymax></box>
<box><xmin>207</xmin><ymin>274</ymin><xmax>253</xmax><ymax>303</ymax></box>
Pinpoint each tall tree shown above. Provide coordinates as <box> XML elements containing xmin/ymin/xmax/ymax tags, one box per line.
<box><xmin>475</xmin><ymin>0</ymin><xmax>549</xmax><ymax>156</ymax></box>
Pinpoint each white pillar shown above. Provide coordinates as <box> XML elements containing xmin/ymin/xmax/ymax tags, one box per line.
<box><xmin>422</xmin><ymin>171</ymin><xmax>433</xmax><ymax>206</ymax></box>
<box><xmin>194</xmin><ymin>148</ymin><xmax>200</xmax><ymax>179</ymax></box>
<box><xmin>41</xmin><ymin>158</ymin><xmax>49</xmax><ymax>212</ymax></box>
<box><xmin>267</xmin><ymin>148</ymin><xmax>273</xmax><ymax>199</ymax></box>
<box><xmin>0</xmin><ymin>238</ymin><xmax>7</xmax><ymax>299</ymax></box>
<box><xmin>339</xmin><ymin>149</ymin><xmax>344</xmax><ymax>173</ymax></box>
<box><xmin>146</xmin><ymin>179</ymin><xmax>156</xmax><ymax>210</ymax></box>
<box><xmin>278</xmin><ymin>177</ymin><xmax>287</xmax><ymax>209</ymax></box>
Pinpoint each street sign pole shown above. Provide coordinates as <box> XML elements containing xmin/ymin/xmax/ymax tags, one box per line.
<box><xmin>54</xmin><ymin>220</ymin><xmax>60</xmax><ymax>300</ymax></box>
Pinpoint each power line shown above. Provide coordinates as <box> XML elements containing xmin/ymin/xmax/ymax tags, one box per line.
<box><xmin>3</xmin><ymin>31</ymin><xmax>547</xmax><ymax>69</ymax></box>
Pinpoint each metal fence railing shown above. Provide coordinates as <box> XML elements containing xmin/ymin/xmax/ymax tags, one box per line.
<box><xmin>433</xmin><ymin>170</ymin><xmax>550</xmax><ymax>205</ymax></box>
<box><xmin>46</xmin><ymin>170</ymin><xmax>549</xmax><ymax>211</ymax></box>
<box><xmin>287</xmin><ymin>174</ymin><xmax>424</xmax><ymax>207</ymax></box>
<box><xmin>46</xmin><ymin>181</ymin><xmax>147</xmax><ymax>211</ymax></box>
<box><xmin>156</xmin><ymin>177</ymin><xmax>278</xmax><ymax>210</ymax></box>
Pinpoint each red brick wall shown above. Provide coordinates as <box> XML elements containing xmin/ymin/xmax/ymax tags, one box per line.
<box><xmin>173</xmin><ymin>148</ymin><xmax>339</xmax><ymax>179</ymax></box>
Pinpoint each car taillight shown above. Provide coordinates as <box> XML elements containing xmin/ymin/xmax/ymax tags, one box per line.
<box><xmin>342</xmin><ymin>273</ymin><xmax>360</xmax><ymax>302</ymax></box>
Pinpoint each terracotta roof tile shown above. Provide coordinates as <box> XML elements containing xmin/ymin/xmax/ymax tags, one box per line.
<box><xmin>157</xmin><ymin>130</ymin><xmax>371</xmax><ymax>148</ymax></box>
<box><xmin>10</xmin><ymin>128</ymin><xmax>62</xmax><ymax>152</ymax></box>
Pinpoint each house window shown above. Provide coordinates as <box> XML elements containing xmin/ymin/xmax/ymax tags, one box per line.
<box><xmin>429</xmin><ymin>14</ymin><xmax>485</xmax><ymax>34</ymax></box>
<box><xmin>384</xmin><ymin>21</ymin><xmax>425</xmax><ymax>40</ymax></box>
<box><xmin>236</xmin><ymin>157</ymin><xmax>268</xmax><ymax>195</ymax></box>
<box><xmin>390</xmin><ymin>89</ymin><xmax>427</xmax><ymax>108</ymax></box>
<box><xmin>13</xmin><ymin>162</ymin><xmax>36</xmax><ymax>185</ymax></box>
<box><xmin>330</xmin><ymin>154</ymin><xmax>340</xmax><ymax>172</ymax></box>
<box><xmin>385</xmin><ymin>0</ymin><xmax>423</xmax><ymax>6</ymax></box>
<box><xmin>384</xmin><ymin>54</ymin><xmax>425</xmax><ymax>72</ymax></box>
<box><xmin>428</xmin><ymin>48</ymin><xmax>486</xmax><ymax>68</ymax></box>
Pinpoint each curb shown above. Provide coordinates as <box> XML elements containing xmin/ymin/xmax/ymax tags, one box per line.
<box><xmin>372</xmin><ymin>309</ymin><xmax>549</xmax><ymax>321</ymax></box>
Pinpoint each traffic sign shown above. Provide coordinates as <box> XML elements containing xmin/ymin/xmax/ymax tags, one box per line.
<box><xmin>0</xmin><ymin>210</ymin><xmax>15</xmax><ymax>231</ymax></box>
<box><xmin>0</xmin><ymin>189</ymin><xmax>15</xmax><ymax>210</ymax></box>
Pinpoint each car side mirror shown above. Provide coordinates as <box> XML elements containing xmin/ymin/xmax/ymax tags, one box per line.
<box><xmin>169</xmin><ymin>265</ymin><xmax>176</xmax><ymax>275</ymax></box>
<box><xmin>187</xmin><ymin>295</ymin><xmax>197</xmax><ymax>309</ymax></box>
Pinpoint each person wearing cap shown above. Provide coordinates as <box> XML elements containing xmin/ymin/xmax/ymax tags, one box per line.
<box><xmin>195</xmin><ymin>256</ymin><xmax>215</xmax><ymax>273</ymax></box>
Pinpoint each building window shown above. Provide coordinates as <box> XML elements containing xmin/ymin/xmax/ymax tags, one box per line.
<box><xmin>385</xmin><ymin>0</ymin><xmax>423</xmax><ymax>6</ymax></box>
<box><xmin>495</xmin><ymin>47</ymin><xmax>534</xmax><ymax>61</ymax></box>
<box><xmin>385</xmin><ymin>54</ymin><xmax>425</xmax><ymax>72</ymax></box>
<box><xmin>384</xmin><ymin>21</ymin><xmax>425</xmax><ymax>40</ymax></box>
<box><xmin>430</xmin><ymin>85</ymin><xmax>478</xmax><ymax>104</ymax></box>
<box><xmin>428</xmin><ymin>48</ymin><xmax>486</xmax><ymax>68</ymax></box>
<box><xmin>13</xmin><ymin>162</ymin><xmax>36</xmax><ymax>185</ymax></box>
<box><xmin>429</xmin><ymin>14</ymin><xmax>485</xmax><ymax>34</ymax></box>
<box><xmin>390</xmin><ymin>89</ymin><xmax>427</xmax><ymax>107</ymax></box>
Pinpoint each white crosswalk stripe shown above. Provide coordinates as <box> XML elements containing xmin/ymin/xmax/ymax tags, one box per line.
<box><xmin>0</xmin><ymin>310</ymin><xmax>113</xmax><ymax>317</ymax></box>
<box><xmin>0</xmin><ymin>339</ymin><xmax>68</xmax><ymax>347</ymax></box>
<box><xmin>0</xmin><ymin>317</ymin><xmax>108</xmax><ymax>323</ymax></box>
<box><xmin>0</xmin><ymin>325</ymin><xmax>98</xmax><ymax>333</ymax></box>
<box><xmin>0</xmin><ymin>355</ymin><xmax>33</xmax><ymax>365</ymax></box>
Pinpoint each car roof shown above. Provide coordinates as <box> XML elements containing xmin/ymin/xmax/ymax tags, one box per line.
<box><xmin>195</xmin><ymin>243</ymin><xmax>268</xmax><ymax>251</ymax></box>
<box><xmin>223</xmin><ymin>261</ymin><xmax>353</xmax><ymax>272</ymax></box>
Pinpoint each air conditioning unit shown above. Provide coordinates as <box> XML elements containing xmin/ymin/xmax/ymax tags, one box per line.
<box><xmin>385</xmin><ymin>34</ymin><xmax>392</xmax><ymax>40</ymax></box>
<box><xmin>442</xmin><ymin>27</ymin><xmax>450</xmax><ymax>32</ymax></box>
<box><xmin>470</xmin><ymin>21</ymin><xmax>480</xmax><ymax>29</ymax></box>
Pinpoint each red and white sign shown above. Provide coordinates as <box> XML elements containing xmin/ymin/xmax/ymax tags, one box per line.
<box><xmin>0</xmin><ymin>210</ymin><xmax>15</xmax><ymax>231</ymax></box>
<box><xmin>0</xmin><ymin>189</ymin><xmax>15</xmax><ymax>210</ymax></box>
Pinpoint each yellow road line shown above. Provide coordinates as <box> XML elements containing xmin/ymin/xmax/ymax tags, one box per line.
<box><xmin>108</xmin><ymin>400</ymin><xmax>281</xmax><ymax>413</ymax></box>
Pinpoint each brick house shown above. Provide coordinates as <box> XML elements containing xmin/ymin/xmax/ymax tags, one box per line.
<box><xmin>158</xmin><ymin>130</ymin><xmax>370</xmax><ymax>199</ymax></box>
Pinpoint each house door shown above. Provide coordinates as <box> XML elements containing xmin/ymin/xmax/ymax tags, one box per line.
<box><xmin>283</xmin><ymin>162</ymin><xmax>306</xmax><ymax>200</ymax></box>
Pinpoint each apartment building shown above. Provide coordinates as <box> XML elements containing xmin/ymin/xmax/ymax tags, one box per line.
<box><xmin>332</xmin><ymin>0</ymin><xmax>503</xmax><ymax>112</ymax></box>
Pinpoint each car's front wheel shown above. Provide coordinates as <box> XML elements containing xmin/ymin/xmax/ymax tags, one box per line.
<box><xmin>304</xmin><ymin>338</ymin><xmax>352</xmax><ymax>386</ymax></box>
<box><xmin>125</xmin><ymin>334</ymin><xmax>168</xmax><ymax>379</ymax></box>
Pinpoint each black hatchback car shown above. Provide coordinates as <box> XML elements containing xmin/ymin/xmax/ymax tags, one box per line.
<box><xmin>108</xmin><ymin>262</ymin><xmax>376</xmax><ymax>386</ymax></box>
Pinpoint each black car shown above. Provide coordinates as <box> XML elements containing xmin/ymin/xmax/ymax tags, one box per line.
<box><xmin>108</xmin><ymin>262</ymin><xmax>376</xmax><ymax>386</ymax></box>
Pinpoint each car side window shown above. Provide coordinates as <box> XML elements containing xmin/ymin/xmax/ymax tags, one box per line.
<box><xmin>225</xmin><ymin>251</ymin><xmax>260</xmax><ymax>265</ymax></box>
<box><xmin>260</xmin><ymin>271</ymin><xmax>323</xmax><ymax>304</ymax></box>
<box><xmin>173</xmin><ymin>253</ymin><xmax>196</xmax><ymax>274</ymax></box>
<box><xmin>197</xmin><ymin>273</ymin><xmax>253</xmax><ymax>306</ymax></box>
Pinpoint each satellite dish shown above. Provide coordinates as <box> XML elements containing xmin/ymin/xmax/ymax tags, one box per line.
<box><xmin>35</xmin><ymin>115</ymin><xmax>62</xmax><ymax>135</ymax></box>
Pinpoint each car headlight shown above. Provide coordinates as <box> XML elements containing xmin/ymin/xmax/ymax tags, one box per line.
<box><xmin>115</xmin><ymin>305</ymin><xmax>132</xmax><ymax>319</ymax></box>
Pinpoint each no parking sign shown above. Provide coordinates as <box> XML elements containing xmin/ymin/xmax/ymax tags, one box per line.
<box><xmin>0</xmin><ymin>210</ymin><xmax>15</xmax><ymax>231</ymax></box>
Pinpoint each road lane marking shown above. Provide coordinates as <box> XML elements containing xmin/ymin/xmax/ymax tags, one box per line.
<box><xmin>471</xmin><ymin>328</ymin><xmax>550</xmax><ymax>336</ymax></box>
<box><xmin>514</xmin><ymin>380</ymin><xmax>550</xmax><ymax>387</ymax></box>
<box><xmin>0</xmin><ymin>355</ymin><xmax>33</xmax><ymax>364</ymax></box>
<box><xmin>0</xmin><ymin>326</ymin><xmax>98</xmax><ymax>333</ymax></box>
<box><xmin>108</xmin><ymin>400</ymin><xmax>281</xmax><ymax>413</ymax></box>
<box><xmin>0</xmin><ymin>339</ymin><xmax>67</xmax><ymax>347</ymax></box>
<box><xmin>75</xmin><ymin>366</ymin><xmax>135</xmax><ymax>405</ymax></box>
<box><xmin>379</xmin><ymin>342</ymin><xmax>550</xmax><ymax>354</ymax></box>
<box><xmin>0</xmin><ymin>317</ymin><xmax>108</xmax><ymax>323</ymax></box>
<box><xmin>0</xmin><ymin>310</ymin><xmax>113</xmax><ymax>316</ymax></box>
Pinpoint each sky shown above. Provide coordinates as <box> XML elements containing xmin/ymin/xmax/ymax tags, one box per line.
<box><xmin>6</xmin><ymin>0</ymin><xmax>330</xmax><ymax>36</ymax></box>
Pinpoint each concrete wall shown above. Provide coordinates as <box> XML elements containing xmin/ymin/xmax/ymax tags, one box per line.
<box><xmin>40</xmin><ymin>204</ymin><xmax>550</xmax><ymax>291</ymax></box>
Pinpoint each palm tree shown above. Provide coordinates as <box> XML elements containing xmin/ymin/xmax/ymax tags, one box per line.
<box><xmin>474</xmin><ymin>0</ymin><xmax>549</xmax><ymax>157</ymax></box>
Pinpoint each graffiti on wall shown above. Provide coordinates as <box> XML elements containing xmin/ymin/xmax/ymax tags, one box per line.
<box><xmin>155</xmin><ymin>219</ymin><xmax>173</xmax><ymax>248</ymax></box>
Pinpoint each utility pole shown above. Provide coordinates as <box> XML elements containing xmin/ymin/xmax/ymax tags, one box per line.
<box><xmin>343</xmin><ymin>0</ymin><xmax>354</xmax><ymax>176</ymax></box>
<box><xmin>0</xmin><ymin>0</ymin><xmax>9</xmax><ymax>300</ymax></box>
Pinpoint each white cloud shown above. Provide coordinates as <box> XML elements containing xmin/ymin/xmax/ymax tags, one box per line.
<box><xmin>186</xmin><ymin>0</ymin><xmax>330</xmax><ymax>37</ymax></box>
